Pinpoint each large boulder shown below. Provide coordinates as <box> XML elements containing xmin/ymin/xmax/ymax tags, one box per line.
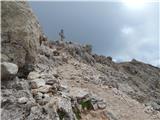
<box><xmin>1</xmin><ymin>1</ymin><xmax>43</xmax><ymax>67</ymax></box>
<box><xmin>1</xmin><ymin>62</ymin><xmax>18</xmax><ymax>80</ymax></box>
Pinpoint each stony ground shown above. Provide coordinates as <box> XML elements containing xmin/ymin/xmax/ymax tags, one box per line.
<box><xmin>2</xmin><ymin>40</ymin><xmax>160</xmax><ymax>120</ymax></box>
<box><xmin>56</xmin><ymin>57</ymin><xmax>160</xmax><ymax>120</ymax></box>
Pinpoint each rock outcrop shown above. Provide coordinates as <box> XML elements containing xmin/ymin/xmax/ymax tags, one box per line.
<box><xmin>1</xmin><ymin>1</ymin><xmax>43</xmax><ymax>68</ymax></box>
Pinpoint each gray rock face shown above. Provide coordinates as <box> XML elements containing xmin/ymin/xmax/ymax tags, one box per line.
<box><xmin>1</xmin><ymin>62</ymin><xmax>18</xmax><ymax>80</ymax></box>
<box><xmin>1</xmin><ymin>1</ymin><xmax>43</xmax><ymax>67</ymax></box>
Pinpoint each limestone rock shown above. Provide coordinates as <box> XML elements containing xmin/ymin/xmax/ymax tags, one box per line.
<box><xmin>90</xmin><ymin>95</ymin><xmax>106</xmax><ymax>110</ymax></box>
<box><xmin>1</xmin><ymin>62</ymin><xmax>18</xmax><ymax>80</ymax></box>
<box><xmin>27</xmin><ymin>106</ymin><xmax>47</xmax><ymax>120</ymax></box>
<box><xmin>1</xmin><ymin>54</ymin><xmax>10</xmax><ymax>62</ymax></box>
<box><xmin>57</xmin><ymin>97</ymin><xmax>75</xmax><ymax>120</ymax></box>
<box><xmin>58</xmin><ymin>84</ymin><xmax>69</xmax><ymax>93</ymax></box>
<box><xmin>30</xmin><ymin>79</ymin><xmax>45</xmax><ymax>88</ymax></box>
<box><xmin>30</xmin><ymin>81</ymin><xmax>38</xmax><ymax>89</ymax></box>
<box><xmin>36</xmin><ymin>85</ymin><xmax>53</xmax><ymax>93</ymax></box>
<box><xmin>33</xmin><ymin>92</ymin><xmax>43</xmax><ymax>101</ymax></box>
<box><xmin>18</xmin><ymin>97</ymin><xmax>28</xmax><ymax>104</ymax></box>
<box><xmin>27</xmin><ymin>71</ymin><xmax>40</xmax><ymax>80</ymax></box>
<box><xmin>1</xmin><ymin>1</ymin><xmax>43</xmax><ymax>67</ymax></box>
<box><xmin>144</xmin><ymin>105</ymin><xmax>155</xmax><ymax>114</ymax></box>
<box><xmin>97</xmin><ymin>101</ymin><xmax>106</xmax><ymax>109</ymax></box>
<box><xmin>69</xmin><ymin>87</ymin><xmax>90</xmax><ymax>100</ymax></box>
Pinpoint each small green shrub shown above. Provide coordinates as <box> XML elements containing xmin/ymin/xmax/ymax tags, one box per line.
<box><xmin>80</xmin><ymin>100</ymin><xmax>93</xmax><ymax>110</ymax></box>
<box><xmin>57</xmin><ymin>109</ymin><xmax>67</xmax><ymax>120</ymax></box>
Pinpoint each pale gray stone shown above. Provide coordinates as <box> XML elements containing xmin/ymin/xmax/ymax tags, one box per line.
<box><xmin>1</xmin><ymin>62</ymin><xmax>18</xmax><ymax>80</ymax></box>
<box><xmin>18</xmin><ymin>97</ymin><xmax>28</xmax><ymax>104</ymax></box>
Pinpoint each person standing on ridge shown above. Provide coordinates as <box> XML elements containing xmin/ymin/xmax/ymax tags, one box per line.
<box><xmin>59</xmin><ymin>29</ymin><xmax>65</xmax><ymax>41</ymax></box>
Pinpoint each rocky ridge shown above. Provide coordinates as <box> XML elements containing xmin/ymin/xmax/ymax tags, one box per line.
<box><xmin>1</xmin><ymin>1</ymin><xmax>160</xmax><ymax>120</ymax></box>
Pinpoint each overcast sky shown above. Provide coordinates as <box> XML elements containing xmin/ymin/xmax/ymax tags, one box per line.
<box><xmin>29</xmin><ymin>1</ymin><xmax>159</xmax><ymax>66</ymax></box>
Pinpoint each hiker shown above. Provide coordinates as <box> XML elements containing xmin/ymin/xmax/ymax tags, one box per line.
<box><xmin>39</xmin><ymin>34</ymin><xmax>47</xmax><ymax>46</ymax></box>
<box><xmin>59</xmin><ymin>29</ymin><xmax>65</xmax><ymax>41</ymax></box>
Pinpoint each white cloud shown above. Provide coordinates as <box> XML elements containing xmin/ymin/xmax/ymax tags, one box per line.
<box><xmin>121</xmin><ymin>0</ymin><xmax>147</xmax><ymax>10</ymax></box>
<box><xmin>121</xmin><ymin>26</ymin><xmax>134</xmax><ymax>35</ymax></box>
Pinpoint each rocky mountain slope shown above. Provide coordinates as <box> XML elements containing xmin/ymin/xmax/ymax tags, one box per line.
<box><xmin>1</xmin><ymin>1</ymin><xmax>160</xmax><ymax>120</ymax></box>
